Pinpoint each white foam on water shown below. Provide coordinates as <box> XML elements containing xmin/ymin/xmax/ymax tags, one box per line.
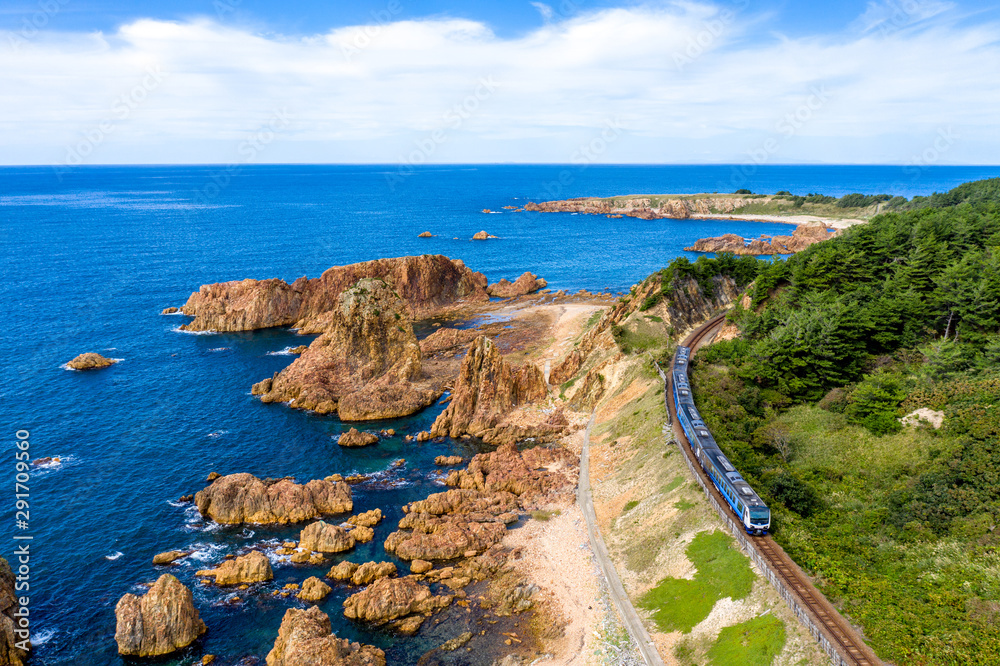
<box><xmin>172</xmin><ymin>325</ymin><xmax>216</xmax><ymax>335</ymax></box>
<box><xmin>186</xmin><ymin>542</ymin><xmax>228</xmax><ymax>563</ymax></box>
<box><xmin>105</xmin><ymin>551</ymin><xmax>124</xmax><ymax>561</ymax></box>
<box><xmin>208</xmin><ymin>347</ymin><xmax>231</xmax><ymax>352</ymax></box>
<box><xmin>31</xmin><ymin>628</ymin><xmax>56</xmax><ymax>646</ymax></box>
<box><xmin>266</xmin><ymin>346</ymin><xmax>296</xmax><ymax>356</ymax></box>
<box><xmin>161</xmin><ymin>310</ymin><xmax>186</xmax><ymax>315</ymax></box>
<box><xmin>207</xmin><ymin>430</ymin><xmax>229</xmax><ymax>437</ymax></box>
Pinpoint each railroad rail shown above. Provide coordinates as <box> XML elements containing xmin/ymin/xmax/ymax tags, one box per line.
<box><xmin>661</xmin><ymin>313</ymin><xmax>881</xmax><ymax>666</ymax></box>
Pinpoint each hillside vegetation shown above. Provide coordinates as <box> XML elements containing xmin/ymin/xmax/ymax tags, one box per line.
<box><xmin>682</xmin><ymin>178</ymin><xmax>1000</xmax><ymax>664</ymax></box>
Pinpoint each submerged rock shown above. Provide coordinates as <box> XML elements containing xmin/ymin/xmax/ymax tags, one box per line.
<box><xmin>266</xmin><ymin>606</ymin><xmax>385</xmax><ymax>666</ymax></box>
<box><xmin>194</xmin><ymin>473</ymin><xmax>352</xmax><ymax>524</ymax></box>
<box><xmin>66</xmin><ymin>353</ymin><xmax>117</xmax><ymax>370</ymax></box>
<box><xmin>196</xmin><ymin>551</ymin><xmax>273</xmax><ymax>585</ymax></box>
<box><xmin>115</xmin><ymin>574</ymin><xmax>206</xmax><ymax>656</ymax></box>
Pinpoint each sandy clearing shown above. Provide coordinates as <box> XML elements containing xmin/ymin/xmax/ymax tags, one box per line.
<box><xmin>689</xmin><ymin>212</ymin><xmax>866</xmax><ymax>229</ymax></box>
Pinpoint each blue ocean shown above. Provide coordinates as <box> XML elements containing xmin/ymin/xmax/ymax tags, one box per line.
<box><xmin>2</xmin><ymin>164</ymin><xmax>998</xmax><ymax>665</ymax></box>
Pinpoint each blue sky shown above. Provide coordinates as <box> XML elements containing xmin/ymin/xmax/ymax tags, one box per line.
<box><xmin>1</xmin><ymin>0</ymin><xmax>999</xmax><ymax>165</ymax></box>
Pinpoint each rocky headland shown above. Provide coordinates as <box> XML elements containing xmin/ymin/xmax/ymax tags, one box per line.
<box><xmin>251</xmin><ymin>278</ymin><xmax>439</xmax><ymax>420</ymax></box>
<box><xmin>194</xmin><ymin>473</ymin><xmax>352</xmax><ymax>524</ymax></box>
<box><xmin>685</xmin><ymin>222</ymin><xmax>838</xmax><ymax>255</ymax></box>
<box><xmin>525</xmin><ymin>195</ymin><xmax>761</xmax><ymax>220</ymax></box>
<box><xmin>66</xmin><ymin>352</ymin><xmax>118</xmax><ymax>370</ymax></box>
<box><xmin>115</xmin><ymin>574</ymin><xmax>206</xmax><ymax>657</ymax></box>
<box><xmin>179</xmin><ymin>255</ymin><xmax>489</xmax><ymax>333</ymax></box>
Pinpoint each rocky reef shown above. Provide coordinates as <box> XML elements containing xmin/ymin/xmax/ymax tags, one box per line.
<box><xmin>266</xmin><ymin>606</ymin><xmax>385</xmax><ymax>666</ymax></box>
<box><xmin>430</xmin><ymin>336</ymin><xmax>562</xmax><ymax>446</ymax></box>
<box><xmin>115</xmin><ymin>574</ymin><xmax>206</xmax><ymax>657</ymax></box>
<box><xmin>486</xmin><ymin>272</ymin><xmax>548</xmax><ymax>298</ymax></box>
<box><xmin>196</xmin><ymin>550</ymin><xmax>273</xmax><ymax>585</ymax></box>
<box><xmin>1</xmin><ymin>558</ymin><xmax>28</xmax><ymax>666</ymax></box>
<box><xmin>179</xmin><ymin>255</ymin><xmax>488</xmax><ymax>332</ymax></box>
<box><xmin>342</xmin><ymin>576</ymin><xmax>453</xmax><ymax>634</ymax></box>
<box><xmin>418</xmin><ymin>327</ymin><xmax>479</xmax><ymax>355</ymax></box>
<box><xmin>66</xmin><ymin>353</ymin><xmax>117</xmax><ymax>370</ymax></box>
<box><xmin>251</xmin><ymin>278</ymin><xmax>438</xmax><ymax>420</ymax></box>
<box><xmin>685</xmin><ymin>223</ymin><xmax>837</xmax><ymax>255</ymax></box>
<box><xmin>194</xmin><ymin>473</ymin><xmax>352</xmax><ymax>524</ymax></box>
<box><xmin>299</xmin><ymin>521</ymin><xmax>356</xmax><ymax>553</ymax></box>
<box><xmin>337</xmin><ymin>428</ymin><xmax>378</xmax><ymax>448</ymax></box>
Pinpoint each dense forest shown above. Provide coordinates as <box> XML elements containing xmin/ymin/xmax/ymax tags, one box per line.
<box><xmin>667</xmin><ymin>178</ymin><xmax>1000</xmax><ymax>665</ymax></box>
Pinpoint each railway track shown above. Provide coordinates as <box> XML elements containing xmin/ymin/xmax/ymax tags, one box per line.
<box><xmin>667</xmin><ymin>313</ymin><xmax>881</xmax><ymax>666</ymax></box>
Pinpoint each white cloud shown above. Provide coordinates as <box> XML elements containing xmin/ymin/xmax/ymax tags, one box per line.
<box><xmin>0</xmin><ymin>1</ymin><xmax>997</xmax><ymax>164</ymax></box>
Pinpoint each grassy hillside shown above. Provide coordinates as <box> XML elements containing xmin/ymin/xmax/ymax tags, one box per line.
<box><xmin>683</xmin><ymin>178</ymin><xmax>1000</xmax><ymax>664</ymax></box>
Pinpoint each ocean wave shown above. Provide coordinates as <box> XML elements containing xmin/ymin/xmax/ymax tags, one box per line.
<box><xmin>171</xmin><ymin>325</ymin><xmax>216</xmax><ymax>335</ymax></box>
<box><xmin>31</xmin><ymin>454</ymin><xmax>76</xmax><ymax>477</ymax></box>
<box><xmin>207</xmin><ymin>430</ymin><xmax>229</xmax><ymax>437</ymax></box>
<box><xmin>208</xmin><ymin>347</ymin><xmax>231</xmax><ymax>352</ymax></box>
<box><xmin>187</xmin><ymin>542</ymin><xmax>228</xmax><ymax>563</ymax></box>
<box><xmin>161</xmin><ymin>309</ymin><xmax>186</xmax><ymax>315</ymax></box>
<box><xmin>266</xmin><ymin>347</ymin><xmax>297</xmax><ymax>356</ymax></box>
<box><xmin>31</xmin><ymin>628</ymin><xmax>56</xmax><ymax>646</ymax></box>
<box><xmin>105</xmin><ymin>551</ymin><xmax>124</xmax><ymax>561</ymax></box>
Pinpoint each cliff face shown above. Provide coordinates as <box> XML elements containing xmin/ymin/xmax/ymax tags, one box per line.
<box><xmin>266</xmin><ymin>606</ymin><xmax>386</xmax><ymax>666</ymax></box>
<box><xmin>430</xmin><ymin>336</ymin><xmax>551</xmax><ymax>445</ymax></box>
<box><xmin>0</xmin><ymin>558</ymin><xmax>28</xmax><ymax>666</ymax></box>
<box><xmin>252</xmin><ymin>278</ymin><xmax>437</xmax><ymax>420</ymax></box>
<box><xmin>115</xmin><ymin>574</ymin><xmax>206</xmax><ymax>657</ymax></box>
<box><xmin>180</xmin><ymin>255</ymin><xmax>488</xmax><ymax>332</ymax></box>
<box><xmin>685</xmin><ymin>223</ymin><xmax>837</xmax><ymax>255</ymax></box>
<box><xmin>524</xmin><ymin>196</ymin><xmax>761</xmax><ymax>220</ymax></box>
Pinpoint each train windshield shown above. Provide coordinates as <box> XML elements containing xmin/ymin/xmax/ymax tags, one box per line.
<box><xmin>749</xmin><ymin>508</ymin><xmax>770</xmax><ymax>523</ymax></box>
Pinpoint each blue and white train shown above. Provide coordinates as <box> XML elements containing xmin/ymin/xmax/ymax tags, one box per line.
<box><xmin>673</xmin><ymin>346</ymin><xmax>770</xmax><ymax>536</ymax></box>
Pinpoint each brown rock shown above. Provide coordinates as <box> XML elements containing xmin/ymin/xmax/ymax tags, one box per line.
<box><xmin>162</xmin><ymin>306</ymin><xmax>179</xmax><ymax>314</ymax></box>
<box><xmin>418</xmin><ymin>231</ymin><xmax>433</xmax><ymax>238</ymax></box>
<box><xmin>152</xmin><ymin>550</ymin><xmax>189</xmax><ymax>566</ymax></box>
<box><xmin>290</xmin><ymin>345</ymin><xmax>309</xmax><ymax>354</ymax></box>
<box><xmin>549</xmin><ymin>348</ymin><xmax>583</xmax><ymax>386</ymax></box>
<box><xmin>338</xmin><ymin>428</ymin><xmax>379</xmax><ymax>448</ymax></box>
<box><xmin>486</xmin><ymin>272</ymin><xmax>548</xmax><ymax>298</ymax></box>
<box><xmin>352</xmin><ymin>561</ymin><xmax>397</xmax><ymax>586</ymax></box>
<box><xmin>429</xmin><ymin>336</ymin><xmax>549</xmax><ymax>445</ymax></box>
<box><xmin>349</xmin><ymin>526</ymin><xmax>375</xmax><ymax>543</ymax></box>
<box><xmin>348</xmin><ymin>508</ymin><xmax>383</xmax><ymax>528</ymax></box>
<box><xmin>194</xmin><ymin>473</ymin><xmax>352</xmax><ymax>524</ymax></box>
<box><xmin>196</xmin><ymin>550</ymin><xmax>273</xmax><ymax>585</ymax></box>
<box><xmin>342</xmin><ymin>576</ymin><xmax>452</xmax><ymax>624</ymax></box>
<box><xmin>415</xmin><ymin>431</ymin><xmax>432</xmax><ymax>442</ymax></box>
<box><xmin>206</xmin><ymin>472</ymin><xmax>221</xmax><ymax>482</ymax></box>
<box><xmin>472</xmin><ymin>230</ymin><xmax>490</xmax><ymax>240</ymax></box>
<box><xmin>418</xmin><ymin>327</ymin><xmax>479</xmax><ymax>355</ymax></box>
<box><xmin>327</xmin><ymin>561</ymin><xmax>360</xmax><ymax>581</ymax></box>
<box><xmin>266</xmin><ymin>606</ymin><xmax>386</xmax><ymax>666</ymax></box>
<box><xmin>66</xmin><ymin>353</ymin><xmax>117</xmax><ymax>370</ymax></box>
<box><xmin>0</xmin><ymin>558</ymin><xmax>28</xmax><ymax>665</ymax></box>
<box><xmin>299</xmin><ymin>521</ymin><xmax>356</xmax><ymax>553</ymax></box>
<box><xmin>434</xmin><ymin>455</ymin><xmax>464</xmax><ymax>466</ymax></box>
<box><xmin>181</xmin><ymin>255</ymin><xmax>488</xmax><ymax>332</ymax></box>
<box><xmin>115</xmin><ymin>574</ymin><xmax>206</xmax><ymax>656</ymax></box>
<box><xmin>410</xmin><ymin>559</ymin><xmax>433</xmax><ymax>574</ymax></box>
<box><xmin>685</xmin><ymin>223</ymin><xmax>837</xmax><ymax>256</ymax></box>
<box><xmin>253</xmin><ymin>279</ymin><xmax>437</xmax><ymax>421</ymax></box>
<box><xmin>298</xmin><ymin>576</ymin><xmax>333</xmax><ymax>602</ymax></box>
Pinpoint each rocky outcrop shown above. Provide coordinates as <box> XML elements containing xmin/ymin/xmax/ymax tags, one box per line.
<box><xmin>419</xmin><ymin>327</ymin><xmax>479</xmax><ymax>355</ymax></box>
<box><xmin>1</xmin><ymin>558</ymin><xmax>28</xmax><ymax>666</ymax></box>
<box><xmin>162</xmin><ymin>306</ymin><xmax>179</xmax><ymax>314</ymax></box>
<box><xmin>342</xmin><ymin>576</ymin><xmax>452</xmax><ymax>628</ymax></box>
<box><xmin>180</xmin><ymin>255</ymin><xmax>488</xmax><ymax>332</ymax></box>
<box><xmin>472</xmin><ymin>230</ymin><xmax>497</xmax><ymax>240</ymax></box>
<box><xmin>153</xmin><ymin>550</ymin><xmax>189</xmax><ymax>565</ymax></box>
<box><xmin>418</xmin><ymin>231</ymin><xmax>433</xmax><ymax>238</ymax></box>
<box><xmin>115</xmin><ymin>574</ymin><xmax>206</xmax><ymax>656</ymax></box>
<box><xmin>486</xmin><ymin>272</ymin><xmax>548</xmax><ymax>298</ymax></box>
<box><xmin>195</xmin><ymin>473</ymin><xmax>352</xmax><ymax>524</ymax></box>
<box><xmin>429</xmin><ymin>336</ymin><xmax>551</xmax><ymax>446</ymax></box>
<box><xmin>445</xmin><ymin>442</ymin><xmax>578</xmax><ymax>498</ymax></box>
<box><xmin>338</xmin><ymin>429</ymin><xmax>378</xmax><ymax>448</ymax></box>
<box><xmin>351</xmin><ymin>561</ymin><xmax>397</xmax><ymax>586</ymax></box>
<box><xmin>328</xmin><ymin>561</ymin><xmax>360</xmax><ymax>582</ymax></box>
<box><xmin>348</xmin><ymin>509</ymin><xmax>382</xmax><ymax>528</ymax></box>
<box><xmin>196</xmin><ymin>550</ymin><xmax>273</xmax><ymax>585</ymax></box>
<box><xmin>685</xmin><ymin>223</ymin><xmax>837</xmax><ymax>255</ymax></box>
<box><xmin>299</xmin><ymin>521</ymin><xmax>356</xmax><ymax>553</ymax></box>
<box><xmin>434</xmin><ymin>455</ymin><xmax>464</xmax><ymax>466</ymax></box>
<box><xmin>252</xmin><ymin>279</ymin><xmax>438</xmax><ymax>420</ymax></box>
<box><xmin>298</xmin><ymin>577</ymin><xmax>332</xmax><ymax>602</ymax></box>
<box><xmin>524</xmin><ymin>195</ymin><xmax>761</xmax><ymax>220</ymax></box>
<box><xmin>266</xmin><ymin>606</ymin><xmax>385</xmax><ymax>666</ymax></box>
<box><xmin>66</xmin><ymin>353</ymin><xmax>117</xmax><ymax>370</ymax></box>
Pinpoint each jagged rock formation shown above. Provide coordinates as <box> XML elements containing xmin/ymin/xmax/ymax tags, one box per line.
<box><xmin>1</xmin><ymin>558</ymin><xmax>28</xmax><ymax>666</ymax></box>
<box><xmin>196</xmin><ymin>551</ymin><xmax>273</xmax><ymax>585</ymax></box>
<box><xmin>299</xmin><ymin>521</ymin><xmax>356</xmax><ymax>553</ymax></box>
<box><xmin>298</xmin><ymin>577</ymin><xmax>332</xmax><ymax>602</ymax></box>
<box><xmin>194</xmin><ymin>473</ymin><xmax>352</xmax><ymax>524</ymax></box>
<box><xmin>685</xmin><ymin>223</ymin><xmax>837</xmax><ymax>255</ymax></box>
<box><xmin>152</xmin><ymin>550</ymin><xmax>189</xmax><ymax>565</ymax></box>
<box><xmin>328</xmin><ymin>561</ymin><xmax>359</xmax><ymax>582</ymax></box>
<box><xmin>342</xmin><ymin>576</ymin><xmax>452</xmax><ymax>631</ymax></box>
<box><xmin>251</xmin><ymin>279</ymin><xmax>438</xmax><ymax>420</ymax></box>
<box><xmin>434</xmin><ymin>455</ymin><xmax>464</xmax><ymax>466</ymax></box>
<box><xmin>179</xmin><ymin>255</ymin><xmax>488</xmax><ymax>332</ymax></box>
<box><xmin>266</xmin><ymin>606</ymin><xmax>385</xmax><ymax>666</ymax></box>
<box><xmin>348</xmin><ymin>509</ymin><xmax>382</xmax><ymax>528</ymax></box>
<box><xmin>338</xmin><ymin>428</ymin><xmax>378</xmax><ymax>448</ymax></box>
<box><xmin>385</xmin><ymin>443</ymin><xmax>577</xmax><ymax>561</ymax></box>
<box><xmin>351</xmin><ymin>561</ymin><xmax>397</xmax><ymax>586</ymax></box>
<box><xmin>486</xmin><ymin>272</ymin><xmax>548</xmax><ymax>298</ymax></box>
<box><xmin>66</xmin><ymin>353</ymin><xmax>117</xmax><ymax>370</ymax></box>
<box><xmin>115</xmin><ymin>574</ymin><xmax>206</xmax><ymax>656</ymax></box>
<box><xmin>429</xmin><ymin>336</ymin><xmax>555</xmax><ymax>446</ymax></box>
<box><xmin>419</xmin><ymin>327</ymin><xmax>479</xmax><ymax>355</ymax></box>
<box><xmin>524</xmin><ymin>195</ymin><xmax>761</xmax><ymax>220</ymax></box>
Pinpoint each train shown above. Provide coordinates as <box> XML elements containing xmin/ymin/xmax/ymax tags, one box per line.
<box><xmin>672</xmin><ymin>345</ymin><xmax>770</xmax><ymax>536</ymax></box>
